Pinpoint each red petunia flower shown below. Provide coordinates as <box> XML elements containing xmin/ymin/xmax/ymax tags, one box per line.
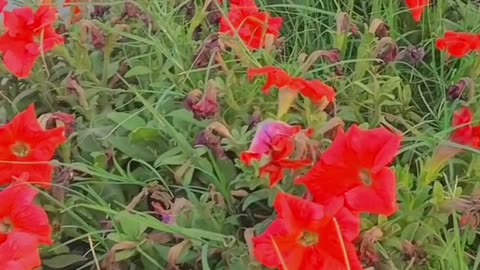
<box><xmin>0</xmin><ymin>104</ymin><xmax>66</xmax><ymax>186</ymax></box>
<box><xmin>0</xmin><ymin>6</ymin><xmax>64</xmax><ymax>78</ymax></box>
<box><xmin>253</xmin><ymin>193</ymin><xmax>362</xmax><ymax>270</ymax></box>
<box><xmin>219</xmin><ymin>0</ymin><xmax>283</xmax><ymax>50</ymax></box>
<box><xmin>451</xmin><ymin>107</ymin><xmax>480</xmax><ymax>148</ymax></box>
<box><xmin>297</xmin><ymin>125</ymin><xmax>402</xmax><ymax>216</ymax></box>
<box><xmin>248</xmin><ymin>66</ymin><xmax>336</xmax><ymax>104</ymax></box>
<box><xmin>436</xmin><ymin>31</ymin><xmax>480</xmax><ymax>58</ymax></box>
<box><xmin>0</xmin><ymin>232</ymin><xmax>42</xmax><ymax>270</ymax></box>
<box><xmin>404</xmin><ymin>0</ymin><xmax>429</xmax><ymax>22</ymax></box>
<box><xmin>0</xmin><ymin>0</ymin><xmax>6</xmax><ymax>13</ymax></box>
<box><xmin>240</xmin><ymin>120</ymin><xmax>312</xmax><ymax>187</ymax></box>
<box><xmin>0</xmin><ymin>183</ymin><xmax>52</xmax><ymax>245</ymax></box>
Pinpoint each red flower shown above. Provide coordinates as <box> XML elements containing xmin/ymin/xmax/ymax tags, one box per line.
<box><xmin>451</xmin><ymin>107</ymin><xmax>480</xmax><ymax>148</ymax></box>
<box><xmin>0</xmin><ymin>104</ymin><xmax>66</xmax><ymax>186</ymax></box>
<box><xmin>0</xmin><ymin>183</ymin><xmax>52</xmax><ymax>245</ymax></box>
<box><xmin>404</xmin><ymin>0</ymin><xmax>429</xmax><ymax>22</ymax></box>
<box><xmin>219</xmin><ymin>0</ymin><xmax>282</xmax><ymax>50</ymax></box>
<box><xmin>0</xmin><ymin>6</ymin><xmax>64</xmax><ymax>78</ymax></box>
<box><xmin>436</xmin><ymin>31</ymin><xmax>480</xmax><ymax>58</ymax></box>
<box><xmin>0</xmin><ymin>0</ymin><xmax>6</xmax><ymax>13</ymax></box>
<box><xmin>0</xmin><ymin>232</ymin><xmax>41</xmax><ymax>270</ymax></box>
<box><xmin>253</xmin><ymin>193</ymin><xmax>362</xmax><ymax>270</ymax></box>
<box><xmin>240</xmin><ymin>120</ymin><xmax>311</xmax><ymax>187</ymax></box>
<box><xmin>248</xmin><ymin>66</ymin><xmax>336</xmax><ymax>104</ymax></box>
<box><xmin>297</xmin><ymin>125</ymin><xmax>401</xmax><ymax>216</ymax></box>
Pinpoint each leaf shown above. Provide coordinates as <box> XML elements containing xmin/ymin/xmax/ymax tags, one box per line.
<box><xmin>115</xmin><ymin>211</ymin><xmax>148</xmax><ymax>240</ymax></box>
<box><xmin>108</xmin><ymin>136</ymin><xmax>156</xmax><ymax>161</ymax></box>
<box><xmin>107</xmin><ymin>112</ymin><xmax>146</xmax><ymax>131</ymax></box>
<box><xmin>42</xmin><ymin>254</ymin><xmax>88</xmax><ymax>269</ymax></box>
<box><xmin>125</xmin><ymin>65</ymin><xmax>152</xmax><ymax>78</ymax></box>
<box><xmin>242</xmin><ymin>189</ymin><xmax>269</xmax><ymax>211</ymax></box>
<box><xmin>130</xmin><ymin>127</ymin><xmax>162</xmax><ymax>143</ymax></box>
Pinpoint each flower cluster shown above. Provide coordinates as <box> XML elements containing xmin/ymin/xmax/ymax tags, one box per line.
<box><xmin>0</xmin><ymin>3</ymin><xmax>64</xmax><ymax>78</ymax></box>
<box><xmin>0</xmin><ymin>105</ymin><xmax>66</xmax><ymax>269</ymax></box>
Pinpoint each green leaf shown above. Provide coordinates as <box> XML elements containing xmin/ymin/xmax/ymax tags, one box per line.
<box><xmin>42</xmin><ymin>254</ymin><xmax>88</xmax><ymax>269</ymax></box>
<box><xmin>242</xmin><ymin>189</ymin><xmax>269</xmax><ymax>211</ymax></box>
<box><xmin>130</xmin><ymin>127</ymin><xmax>162</xmax><ymax>143</ymax></box>
<box><xmin>125</xmin><ymin>65</ymin><xmax>152</xmax><ymax>78</ymax></box>
<box><xmin>116</xmin><ymin>211</ymin><xmax>148</xmax><ymax>240</ymax></box>
<box><xmin>109</xmin><ymin>136</ymin><xmax>156</xmax><ymax>161</ymax></box>
<box><xmin>107</xmin><ymin>112</ymin><xmax>146</xmax><ymax>131</ymax></box>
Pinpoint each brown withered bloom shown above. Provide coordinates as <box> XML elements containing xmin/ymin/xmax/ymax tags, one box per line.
<box><xmin>247</xmin><ymin>108</ymin><xmax>262</xmax><ymax>130</ymax></box>
<box><xmin>299</xmin><ymin>49</ymin><xmax>344</xmax><ymax>75</ymax></box>
<box><xmin>374</xmin><ymin>37</ymin><xmax>398</xmax><ymax>64</ymax></box>
<box><xmin>91</xmin><ymin>5</ymin><xmax>110</xmax><ymax>18</ymax></box>
<box><xmin>195</xmin><ymin>129</ymin><xmax>227</xmax><ymax>159</ymax></box>
<box><xmin>91</xmin><ymin>27</ymin><xmax>105</xmax><ymax>50</ymax></box>
<box><xmin>447</xmin><ymin>192</ymin><xmax>480</xmax><ymax>229</ymax></box>
<box><xmin>51</xmin><ymin>167</ymin><xmax>75</xmax><ymax>203</ymax></box>
<box><xmin>185</xmin><ymin>80</ymin><xmax>220</xmax><ymax>120</ymax></box>
<box><xmin>193</xmin><ymin>35</ymin><xmax>222</xmax><ymax>68</ymax></box>
<box><xmin>358</xmin><ymin>227</ymin><xmax>383</xmax><ymax>265</ymax></box>
<box><xmin>446</xmin><ymin>78</ymin><xmax>473</xmax><ymax>101</ymax></box>
<box><xmin>336</xmin><ymin>12</ymin><xmax>360</xmax><ymax>37</ymax></box>
<box><xmin>402</xmin><ymin>241</ymin><xmax>427</xmax><ymax>266</ymax></box>
<box><xmin>369</xmin><ymin>18</ymin><xmax>390</xmax><ymax>38</ymax></box>
<box><xmin>396</xmin><ymin>46</ymin><xmax>426</xmax><ymax>66</ymax></box>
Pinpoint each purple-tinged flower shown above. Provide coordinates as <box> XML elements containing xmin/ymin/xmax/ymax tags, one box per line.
<box><xmin>396</xmin><ymin>46</ymin><xmax>425</xmax><ymax>66</ymax></box>
<box><xmin>369</xmin><ymin>18</ymin><xmax>390</xmax><ymax>38</ymax></box>
<box><xmin>185</xmin><ymin>81</ymin><xmax>219</xmax><ymax>120</ymax></box>
<box><xmin>375</xmin><ymin>37</ymin><xmax>398</xmax><ymax>64</ymax></box>
<box><xmin>447</xmin><ymin>78</ymin><xmax>473</xmax><ymax>101</ymax></box>
<box><xmin>195</xmin><ymin>130</ymin><xmax>227</xmax><ymax>159</ymax></box>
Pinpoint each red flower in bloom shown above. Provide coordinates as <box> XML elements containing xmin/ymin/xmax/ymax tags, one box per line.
<box><xmin>219</xmin><ymin>0</ymin><xmax>282</xmax><ymax>50</ymax></box>
<box><xmin>451</xmin><ymin>107</ymin><xmax>480</xmax><ymax>148</ymax></box>
<box><xmin>0</xmin><ymin>6</ymin><xmax>64</xmax><ymax>78</ymax></box>
<box><xmin>240</xmin><ymin>120</ymin><xmax>311</xmax><ymax>187</ymax></box>
<box><xmin>297</xmin><ymin>125</ymin><xmax>401</xmax><ymax>216</ymax></box>
<box><xmin>0</xmin><ymin>232</ymin><xmax>41</xmax><ymax>270</ymax></box>
<box><xmin>0</xmin><ymin>104</ymin><xmax>66</xmax><ymax>186</ymax></box>
<box><xmin>436</xmin><ymin>32</ymin><xmax>480</xmax><ymax>58</ymax></box>
<box><xmin>253</xmin><ymin>193</ymin><xmax>362</xmax><ymax>270</ymax></box>
<box><xmin>0</xmin><ymin>0</ymin><xmax>6</xmax><ymax>13</ymax></box>
<box><xmin>404</xmin><ymin>0</ymin><xmax>429</xmax><ymax>22</ymax></box>
<box><xmin>248</xmin><ymin>66</ymin><xmax>336</xmax><ymax>104</ymax></box>
<box><xmin>0</xmin><ymin>183</ymin><xmax>52</xmax><ymax>245</ymax></box>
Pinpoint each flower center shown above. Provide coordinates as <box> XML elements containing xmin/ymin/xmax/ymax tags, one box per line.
<box><xmin>359</xmin><ymin>169</ymin><xmax>373</xmax><ymax>186</ymax></box>
<box><xmin>299</xmin><ymin>231</ymin><xmax>319</xmax><ymax>247</ymax></box>
<box><xmin>11</xmin><ymin>142</ymin><xmax>31</xmax><ymax>158</ymax></box>
<box><xmin>0</xmin><ymin>219</ymin><xmax>13</xmax><ymax>234</ymax></box>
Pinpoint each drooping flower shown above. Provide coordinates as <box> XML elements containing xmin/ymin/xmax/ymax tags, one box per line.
<box><xmin>252</xmin><ymin>193</ymin><xmax>362</xmax><ymax>270</ymax></box>
<box><xmin>0</xmin><ymin>6</ymin><xmax>64</xmax><ymax>78</ymax></box>
<box><xmin>185</xmin><ymin>80</ymin><xmax>219</xmax><ymax>120</ymax></box>
<box><xmin>436</xmin><ymin>31</ymin><xmax>480</xmax><ymax>58</ymax></box>
<box><xmin>0</xmin><ymin>104</ymin><xmax>66</xmax><ymax>186</ymax></box>
<box><xmin>396</xmin><ymin>46</ymin><xmax>425</xmax><ymax>65</ymax></box>
<box><xmin>0</xmin><ymin>183</ymin><xmax>52</xmax><ymax>245</ymax></box>
<box><xmin>219</xmin><ymin>0</ymin><xmax>283</xmax><ymax>50</ymax></box>
<box><xmin>450</xmin><ymin>107</ymin><xmax>480</xmax><ymax>148</ymax></box>
<box><xmin>297</xmin><ymin>125</ymin><xmax>402</xmax><ymax>216</ymax></box>
<box><xmin>404</xmin><ymin>0</ymin><xmax>430</xmax><ymax>22</ymax></box>
<box><xmin>447</xmin><ymin>78</ymin><xmax>473</xmax><ymax>101</ymax></box>
<box><xmin>240</xmin><ymin>120</ymin><xmax>312</xmax><ymax>187</ymax></box>
<box><xmin>0</xmin><ymin>232</ymin><xmax>41</xmax><ymax>270</ymax></box>
<box><xmin>248</xmin><ymin>66</ymin><xmax>336</xmax><ymax>103</ymax></box>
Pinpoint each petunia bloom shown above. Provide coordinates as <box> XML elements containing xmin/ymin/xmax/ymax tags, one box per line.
<box><xmin>253</xmin><ymin>193</ymin><xmax>362</xmax><ymax>270</ymax></box>
<box><xmin>0</xmin><ymin>104</ymin><xmax>66</xmax><ymax>186</ymax></box>
<box><xmin>0</xmin><ymin>183</ymin><xmax>52</xmax><ymax>245</ymax></box>
<box><xmin>451</xmin><ymin>107</ymin><xmax>480</xmax><ymax>148</ymax></box>
<box><xmin>248</xmin><ymin>66</ymin><xmax>336</xmax><ymax>103</ymax></box>
<box><xmin>0</xmin><ymin>232</ymin><xmax>42</xmax><ymax>270</ymax></box>
<box><xmin>436</xmin><ymin>31</ymin><xmax>480</xmax><ymax>58</ymax></box>
<box><xmin>0</xmin><ymin>6</ymin><xmax>64</xmax><ymax>78</ymax></box>
<box><xmin>0</xmin><ymin>0</ymin><xmax>6</xmax><ymax>13</ymax></box>
<box><xmin>219</xmin><ymin>0</ymin><xmax>283</xmax><ymax>50</ymax></box>
<box><xmin>297</xmin><ymin>125</ymin><xmax>402</xmax><ymax>216</ymax></box>
<box><xmin>240</xmin><ymin>120</ymin><xmax>312</xmax><ymax>187</ymax></box>
<box><xmin>404</xmin><ymin>0</ymin><xmax>429</xmax><ymax>22</ymax></box>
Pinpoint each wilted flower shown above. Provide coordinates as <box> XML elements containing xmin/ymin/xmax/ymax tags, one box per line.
<box><xmin>193</xmin><ymin>35</ymin><xmax>222</xmax><ymax>68</ymax></box>
<box><xmin>396</xmin><ymin>46</ymin><xmax>425</xmax><ymax>65</ymax></box>
<box><xmin>336</xmin><ymin>12</ymin><xmax>360</xmax><ymax>37</ymax></box>
<box><xmin>152</xmin><ymin>198</ymin><xmax>193</xmax><ymax>225</ymax></box>
<box><xmin>247</xmin><ymin>108</ymin><xmax>262</xmax><ymax>130</ymax></box>
<box><xmin>39</xmin><ymin>111</ymin><xmax>76</xmax><ymax>137</ymax></box>
<box><xmin>447</xmin><ymin>78</ymin><xmax>473</xmax><ymax>101</ymax></box>
<box><xmin>374</xmin><ymin>37</ymin><xmax>398</xmax><ymax>64</ymax></box>
<box><xmin>185</xmin><ymin>81</ymin><xmax>219</xmax><ymax>120</ymax></box>
<box><xmin>300</xmin><ymin>49</ymin><xmax>344</xmax><ymax>75</ymax></box>
<box><xmin>358</xmin><ymin>227</ymin><xmax>383</xmax><ymax>265</ymax></box>
<box><xmin>369</xmin><ymin>19</ymin><xmax>390</xmax><ymax>38</ymax></box>
<box><xmin>195</xmin><ymin>129</ymin><xmax>227</xmax><ymax>159</ymax></box>
<box><xmin>402</xmin><ymin>241</ymin><xmax>427</xmax><ymax>266</ymax></box>
<box><xmin>91</xmin><ymin>28</ymin><xmax>106</xmax><ymax>50</ymax></box>
<box><xmin>91</xmin><ymin>5</ymin><xmax>111</xmax><ymax>18</ymax></box>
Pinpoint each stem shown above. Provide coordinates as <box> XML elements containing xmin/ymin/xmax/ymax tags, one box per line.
<box><xmin>333</xmin><ymin>217</ymin><xmax>351</xmax><ymax>270</ymax></box>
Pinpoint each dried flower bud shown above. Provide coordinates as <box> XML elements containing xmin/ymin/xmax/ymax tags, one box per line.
<box><xmin>358</xmin><ymin>227</ymin><xmax>383</xmax><ymax>265</ymax></box>
<box><xmin>402</xmin><ymin>241</ymin><xmax>427</xmax><ymax>266</ymax></box>
<box><xmin>396</xmin><ymin>46</ymin><xmax>426</xmax><ymax>66</ymax></box>
<box><xmin>336</xmin><ymin>12</ymin><xmax>360</xmax><ymax>37</ymax></box>
<box><xmin>248</xmin><ymin>108</ymin><xmax>262</xmax><ymax>130</ymax></box>
<box><xmin>184</xmin><ymin>89</ymin><xmax>203</xmax><ymax>110</ymax></box>
<box><xmin>447</xmin><ymin>78</ymin><xmax>473</xmax><ymax>101</ymax></box>
<box><xmin>91</xmin><ymin>5</ymin><xmax>110</xmax><ymax>18</ymax></box>
<box><xmin>195</xmin><ymin>130</ymin><xmax>227</xmax><ymax>159</ymax></box>
<box><xmin>91</xmin><ymin>27</ymin><xmax>105</xmax><ymax>50</ymax></box>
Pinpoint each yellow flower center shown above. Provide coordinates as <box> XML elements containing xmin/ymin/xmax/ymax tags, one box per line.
<box><xmin>359</xmin><ymin>169</ymin><xmax>373</xmax><ymax>186</ymax></box>
<box><xmin>299</xmin><ymin>231</ymin><xmax>319</xmax><ymax>247</ymax></box>
<box><xmin>11</xmin><ymin>142</ymin><xmax>31</xmax><ymax>158</ymax></box>
<box><xmin>0</xmin><ymin>219</ymin><xmax>13</xmax><ymax>234</ymax></box>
